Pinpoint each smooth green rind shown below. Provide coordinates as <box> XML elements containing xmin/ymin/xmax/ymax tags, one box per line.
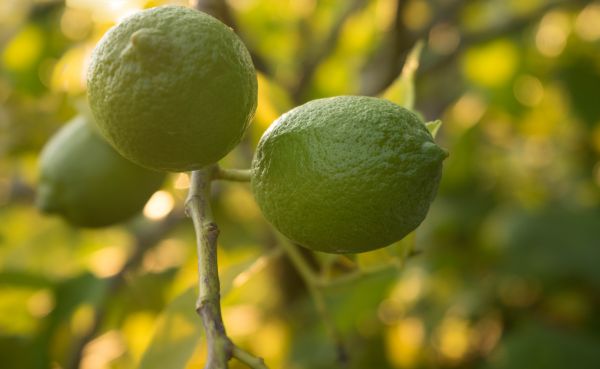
<box><xmin>251</xmin><ymin>96</ymin><xmax>447</xmax><ymax>254</ymax></box>
<box><xmin>37</xmin><ymin>116</ymin><xmax>166</xmax><ymax>228</ymax></box>
<box><xmin>87</xmin><ymin>6</ymin><xmax>257</xmax><ymax>172</ymax></box>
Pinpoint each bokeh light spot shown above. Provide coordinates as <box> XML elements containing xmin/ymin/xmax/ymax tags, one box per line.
<box><xmin>142</xmin><ymin>238</ymin><xmax>187</xmax><ymax>273</ymax></box>
<box><xmin>402</xmin><ymin>0</ymin><xmax>432</xmax><ymax>31</ymax></box>
<box><xmin>61</xmin><ymin>7</ymin><xmax>93</xmax><ymax>40</ymax></box>
<box><xmin>27</xmin><ymin>289</ymin><xmax>55</xmax><ymax>318</ymax></box>
<box><xmin>174</xmin><ymin>173</ymin><xmax>190</xmax><ymax>190</ymax></box>
<box><xmin>50</xmin><ymin>44</ymin><xmax>94</xmax><ymax>94</ymax></box>
<box><xmin>429</xmin><ymin>23</ymin><xmax>460</xmax><ymax>55</ymax></box>
<box><xmin>71</xmin><ymin>304</ymin><xmax>96</xmax><ymax>336</ymax></box>
<box><xmin>575</xmin><ymin>2</ymin><xmax>600</xmax><ymax>41</ymax></box>
<box><xmin>450</xmin><ymin>93</ymin><xmax>488</xmax><ymax>130</ymax></box>
<box><xmin>81</xmin><ymin>331</ymin><xmax>126</xmax><ymax>369</ymax></box>
<box><xmin>143</xmin><ymin>191</ymin><xmax>174</xmax><ymax>220</ymax></box>
<box><xmin>513</xmin><ymin>75</ymin><xmax>544</xmax><ymax>107</ymax></box>
<box><xmin>2</xmin><ymin>25</ymin><xmax>43</xmax><ymax>72</ymax></box>
<box><xmin>463</xmin><ymin>40</ymin><xmax>518</xmax><ymax>87</ymax></box>
<box><xmin>89</xmin><ymin>246</ymin><xmax>128</xmax><ymax>278</ymax></box>
<box><xmin>434</xmin><ymin>316</ymin><xmax>472</xmax><ymax>361</ymax></box>
<box><xmin>386</xmin><ymin>317</ymin><xmax>424</xmax><ymax>368</ymax></box>
<box><xmin>224</xmin><ymin>304</ymin><xmax>261</xmax><ymax>337</ymax></box>
<box><xmin>535</xmin><ymin>11</ymin><xmax>570</xmax><ymax>57</ymax></box>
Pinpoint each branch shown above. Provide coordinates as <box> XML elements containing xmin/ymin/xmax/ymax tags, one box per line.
<box><xmin>232</xmin><ymin>346</ymin><xmax>269</xmax><ymax>369</ymax></box>
<box><xmin>193</xmin><ymin>0</ymin><xmax>272</xmax><ymax>77</ymax></box>
<box><xmin>192</xmin><ymin>0</ymin><xmax>235</xmax><ymax>25</ymax></box>
<box><xmin>292</xmin><ymin>0</ymin><xmax>368</xmax><ymax>102</ymax></box>
<box><xmin>186</xmin><ymin>167</ymin><xmax>268</xmax><ymax>369</ymax></box>
<box><xmin>409</xmin><ymin>0</ymin><xmax>580</xmax><ymax>119</ymax></box>
<box><xmin>418</xmin><ymin>0</ymin><xmax>577</xmax><ymax>78</ymax></box>
<box><xmin>4</xmin><ymin>175</ymin><xmax>36</xmax><ymax>205</ymax></box>
<box><xmin>276</xmin><ymin>236</ymin><xmax>348</xmax><ymax>365</ymax></box>
<box><xmin>213</xmin><ymin>166</ymin><xmax>252</xmax><ymax>182</ymax></box>
<box><xmin>360</xmin><ymin>0</ymin><xmax>465</xmax><ymax>96</ymax></box>
<box><xmin>67</xmin><ymin>209</ymin><xmax>186</xmax><ymax>369</ymax></box>
<box><xmin>186</xmin><ymin>167</ymin><xmax>231</xmax><ymax>369</ymax></box>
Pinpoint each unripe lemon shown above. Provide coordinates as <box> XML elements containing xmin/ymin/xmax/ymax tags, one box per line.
<box><xmin>251</xmin><ymin>96</ymin><xmax>447</xmax><ymax>254</ymax></box>
<box><xmin>87</xmin><ymin>6</ymin><xmax>257</xmax><ymax>172</ymax></box>
<box><xmin>36</xmin><ymin>116</ymin><xmax>166</xmax><ymax>228</ymax></box>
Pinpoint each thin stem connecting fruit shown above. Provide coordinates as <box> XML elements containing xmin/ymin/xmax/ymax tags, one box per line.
<box><xmin>232</xmin><ymin>346</ymin><xmax>269</xmax><ymax>369</ymax></box>
<box><xmin>186</xmin><ymin>167</ymin><xmax>268</xmax><ymax>369</ymax></box>
<box><xmin>214</xmin><ymin>166</ymin><xmax>252</xmax><ymax>182</ymax></box>
<box><xmin>276</xmin><ymin>236</ymin><xmax>348</xmax><ymax>364</ymax></box>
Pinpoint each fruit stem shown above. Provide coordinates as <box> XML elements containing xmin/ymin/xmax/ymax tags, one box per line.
<box><xmin>213</xmin><ymin>166</ymin><xmax>252</xmax><ymax>182</ymax></box>
<box><xmin>186</xmin><ymin>166</ymin><xmax>268</xmax><ymax>369</ymax></box>
<box><xmin>276</xmin><ymin>235</ymin><xmax>349</xmax><ymax>365</ymax></box>
<box><xmin>232</xmin><ymin>346</ymin><xmax>268</xmax><ymax>369</ymax></box>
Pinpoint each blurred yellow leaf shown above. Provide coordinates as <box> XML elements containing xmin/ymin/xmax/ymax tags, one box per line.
<box><xmin>138</xmin><ymin>288</ymin><xmax>203</xmax><ymax>369</ymax></box>
<box><xmin>251</xmin><ymin>72</ymin><xmax>293</xmax><ymax>143</ymax></box>
<box><xmin>0</xmin><ymin>287</ymin><xmax>40</xmax><ymax>334</ymax></box>
<box><xmin>2</xmin><ymin>25</ymin><xmax>43</xmax><ymax>72</ymax></box>
<box><xmin>385</xmin><ymin>317</ymin><xmax>425</xmax><ymax>368</ymax></box>
<box><xmin>67</xmin><ymin>0</ymin><xmax>145</xmax><ymax>23</ymax></box>
<box><xmin>50</xmin><ymin>43</ymin><xmax>94</xmax><ymax>94</ymax></box>
<box><xmin>462</xmin><ymin>39</ymin><xmax>518</xmax><ymax>87</ymax></box>
<box><xmin>122</xmin><ymin>312</ymin><xmax>158</xmax><ymax>362</ymax></box>
<box><xmin>314</xmin><ymin>55</ymin><xmax>358</xmax><ymax>97</ymax></box>
<box><xmin>434</xmin><ymin>315</ymin><xmax>473</xmax><ymax>362</ymax></box>
<box><xmin>254</xmin><ymin>73</ymin><xmax>287</xmax><ymax>132</ymax></box>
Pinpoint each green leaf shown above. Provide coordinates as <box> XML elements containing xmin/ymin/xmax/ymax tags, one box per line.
<box><xmin>321</xmin><ymin>267</ymin><xmax>397</xmax><ymax>333</ymax></box>
<box><xmin>487</xmin><ymin>322</ymin><xmax>600</xmax><ymax>369</ymax></box>
<box><xmin>220</xmin><ymin>248</ymin><xmax>282</xmax><ymax>297</ymax></box>
<box><xmin>355</xmin><ymin>232</ymin><xmax>415</xmax><ymax>270</ymax></box>
<box><xmin>138</xmin><ymin>288</ymin><xmax>204</xmax><ymax>369</ymax></box>
<box><xmin>381</xmin><ymin>40</ymin><xmax>424</xmax><ymax>110</ymax></box>
<box><xmin>425</xmin><ymin>120</ymin><xmax>442</xmax><ymax>138</ymax></box>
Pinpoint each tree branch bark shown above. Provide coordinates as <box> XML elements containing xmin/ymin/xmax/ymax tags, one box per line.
<box><xmin>186</xmin><ymin>167</ymin><xmax>268</xmax><ymax>369</ymax></box>
<box><xmin>292</xmin><ymin>0</ymin><xmax>368</xmax><ymax>103</ymax></box>
<box><xmin>67</xmin><ymin>209</ymin><xmax>185</xmax><ymax>369</ymax></box>
<box><xmin>193</xmin><ymin>0</ymin><xmax>272</xmax><ymax>77</ymax></box>
<box><xmin>186</xmin><ymin>167</ymin><xmax>232</xmax><ymax>369</ymax></box>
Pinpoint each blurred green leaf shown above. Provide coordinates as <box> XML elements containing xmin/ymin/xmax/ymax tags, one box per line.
<box><xmin>137</xmin><ymin>287</ymin><xmax>203</xmax><ymax>369</ymax></box>
<box><xmin>487</xmin><ymin>322</ymin><xmax>600</xmax><ymax>369</ymax></box>
<box><xmin>504</xmin><ymin>207</ymin><xmax>600</xmax><ymax>287</ymax></box>
<box><xmin>381</xmin><ymin>40</ymin><xmax>423</xmax><ymax>110</ymax></box>
<box><xmin>560</xmin><ymin>56</ymin><xmax>600</xmax><ymax>126</ymax></box>
<box><xmin>322</xmin><ymin>267</ymin><xmax>397</xmax><ymax>333</ymax></box>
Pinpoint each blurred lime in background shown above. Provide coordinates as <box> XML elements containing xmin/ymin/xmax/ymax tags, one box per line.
<box><xmin>37</xmin><ymin>114</ymin><xmax>166</xmax><ymax>227</ymax></box>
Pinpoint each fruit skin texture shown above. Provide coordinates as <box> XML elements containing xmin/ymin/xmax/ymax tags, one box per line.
<box><xmin>251</xmin><ymin>96</ymin><xmax>447</xmax><ymax>254</ymax></box>
<box><xmin>36</xmin><ymin>116</ymin><xmax>166</xmax><ymax>228</ymax></box>
<box><xmin>87</xmin><ymin>6</ymin><xmax>257</xmax><ymax>172</ymax></box>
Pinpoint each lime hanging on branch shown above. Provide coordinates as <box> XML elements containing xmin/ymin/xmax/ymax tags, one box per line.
<box><xmin>251</xmin><ymin>96</ymin><xmax>448</xmax><ymax>254</ymax></box>
<box><xmin>36</xmin><ymin>115</ymin><xmax>166</xmax><ymax>228</ymax></box>
<box><xmin>87</xmin><ymin>5</ymin><xmax>257</xmax><ymax>172</ymax></box>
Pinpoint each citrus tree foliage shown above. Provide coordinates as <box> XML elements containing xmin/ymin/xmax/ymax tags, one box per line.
<box><xmin>1</xmin><ymin>1</ymin><xmax>600</xmax><ymax>369</ymax></box>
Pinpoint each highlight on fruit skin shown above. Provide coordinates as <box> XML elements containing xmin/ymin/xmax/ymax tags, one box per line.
<box><xmin>36</xmin><ymin>115</ymin><xmax>166</xmax><ymax>228</ymax></box>
<box><xmin>251</xmin><ymin>95</ymin><xmax>448</xmax><ymax>254</ymax></box>
<box><xmin>86</xmin><ymin>5</ymin><xmax>258</xmax><ymax>172</ymax></box>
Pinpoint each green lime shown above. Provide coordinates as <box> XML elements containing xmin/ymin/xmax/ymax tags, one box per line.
<box><xmin>36</xmin><ymin>115</ymin><xmax>166</xmax><ymax>228</ymax></box>
<box><xmin>251</xmin><ymin>96</ymin><xmax>447</xmax><ymax>254</ymax></box>
<box><xmin>87</xmin><ymin>5</ymin><xmax>257</xmax><ymax>172</ymax></box>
